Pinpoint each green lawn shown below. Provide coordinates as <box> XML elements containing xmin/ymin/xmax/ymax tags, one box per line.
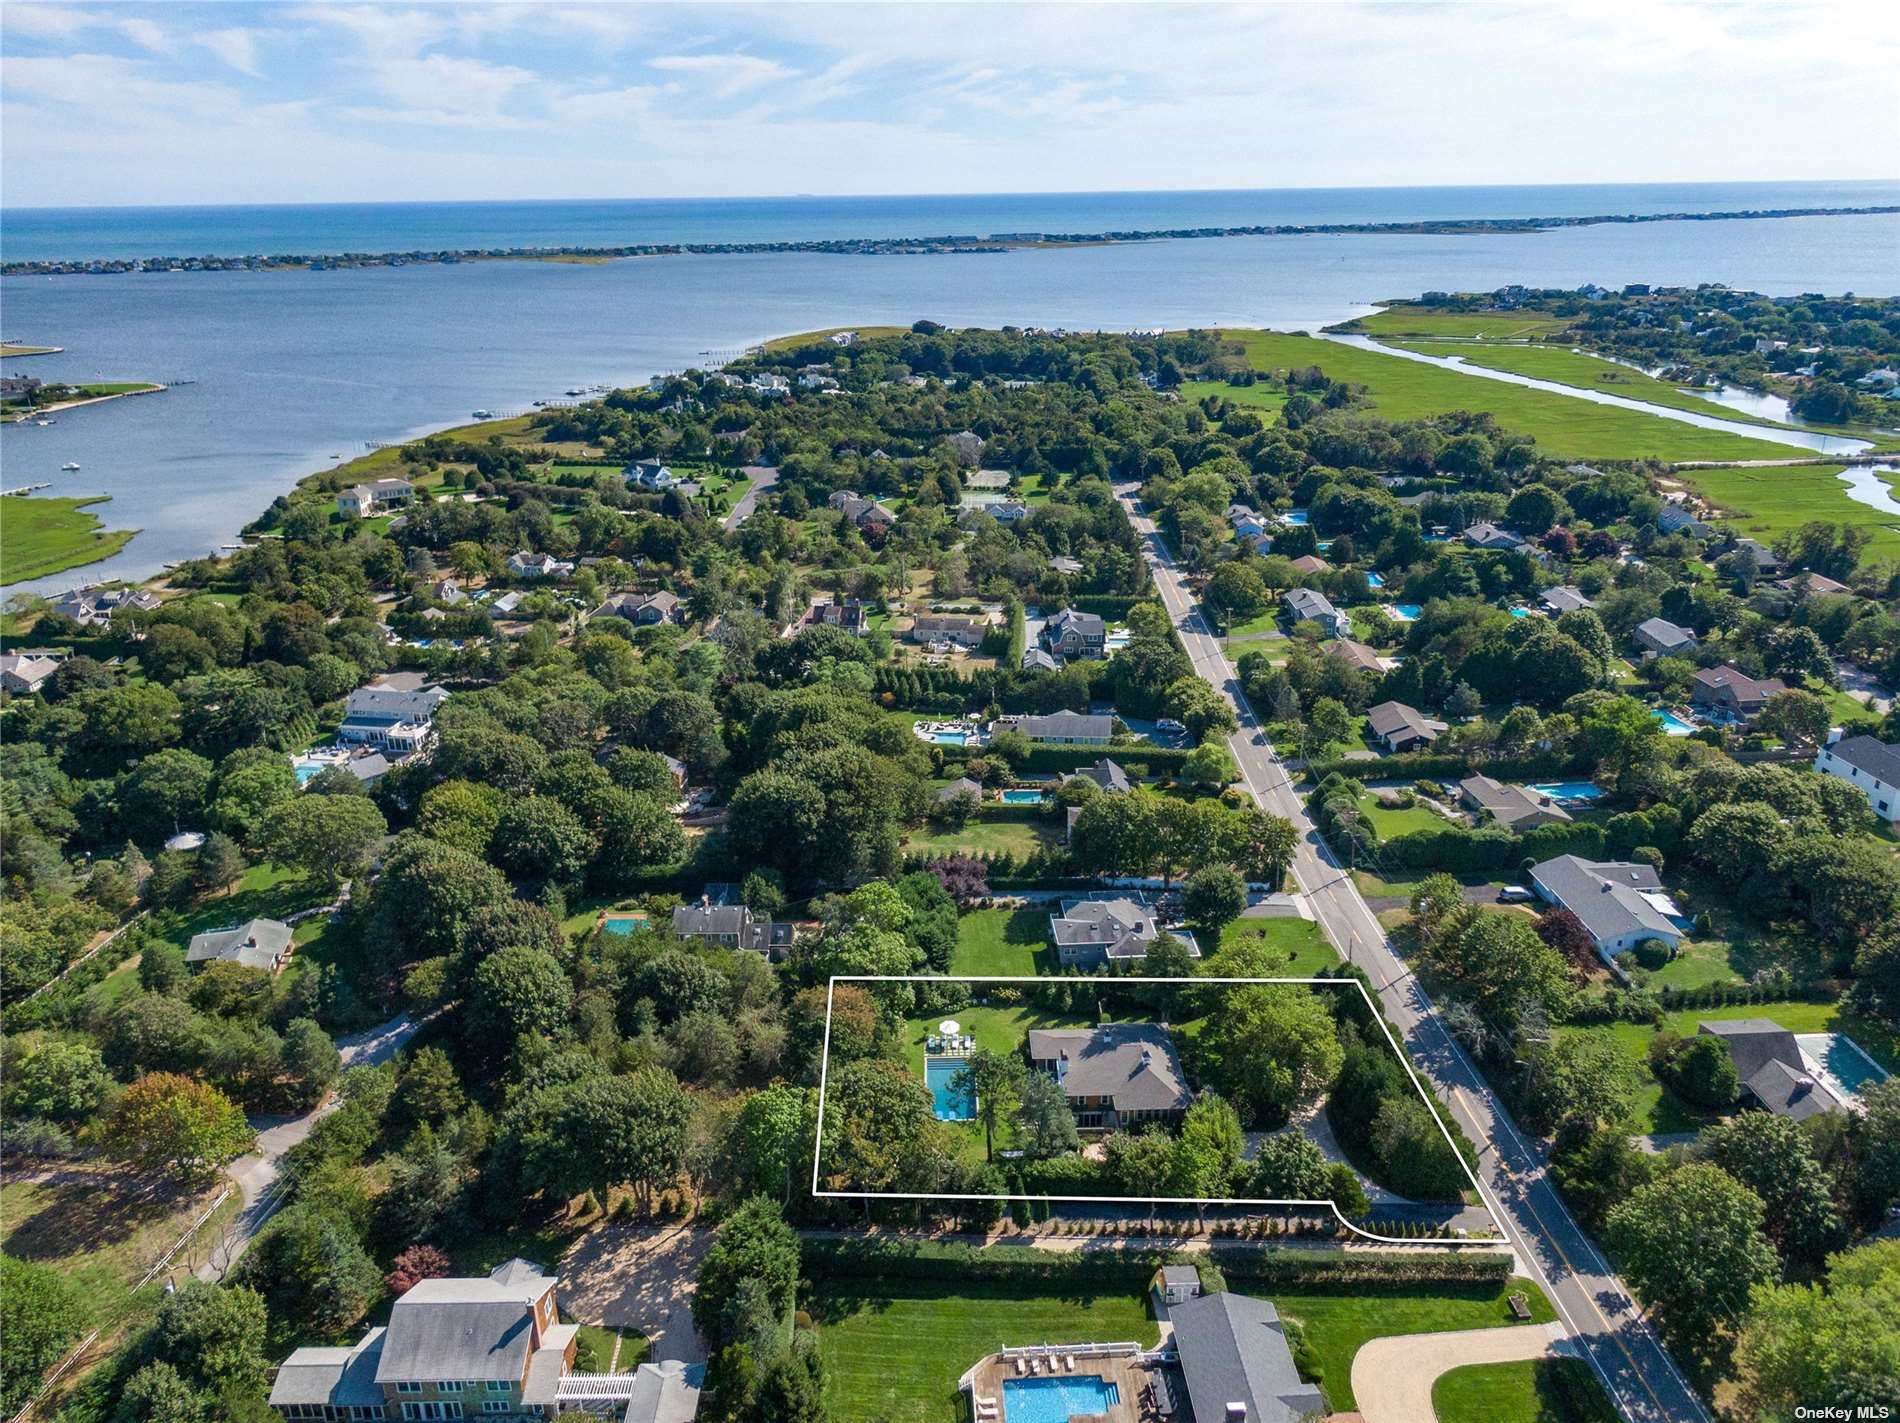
<box><xmin>901</xmin><ymin>817</ymin><xmax>1062</xmax><ymax>859</ymax></box>
<box><xmin>814</xmin><ymin>1278</ymin><xmax>1159</xmax><ymax>1423</ymax></box>
<box><xmin>1668</xmin><ymin>463</ymin><xmax>1900</xmax><ymax>563</ymax></box>
<box><xmin>900</xmin><ymin>1002</ymin><xmax>1077</xmax><ymax>1076</ymax></box>
<box><xmin>1181</xmin><ymin>378</ymin><xmax>1288</xmax><ymax>422</ymax></box>
<box><xmin>1</xmin><ymin>494</ymin><xmax>138</xmax><ymax>583</ymax></box>
<box><xmin>1433</xmin><ymin>1357</ymin><xmax>1616</xmax><ymax>1423</ymax></box>
<box><xmin>814</xmin><ymin>1272</ymin><xmax>1555</xmax><ymax>1421</ymax></box>
<box><xmin>1216</xmin><ymin>916</ymin><xmax>1339</xmax><ymax>976</ymax></box>
<box><xmin>761</xmin><ymin>325</ymin><xmax>911</xmax><ymax>354</ymax></box>
<box><xmin>1225</xmin><ymin>331</ymin><xmax>1801</xmax><ymax>462</ymax></box>
<box><xmin>951</xmin><ymin>906</ymin><xmax>1057</xmax><ymax>976</ymax></box>
<box><xmin>1276</xmin><ymin>1277</ymin><xmax>1556</xmax><ymax>1412</ymax></box>
<box><xmin>1356</xmin><ymin>790</ymin><xmax>1445</xmax><ymax>838</ymax></box>
<box><xmin>1335</xmin><ymin>306</ymin><xmax>1577</xmax><ymax>341</ymax></box>
<box><xmin>1387</xmin><ymin>340</ymin><xmax>1794</xmax><ymax>428</ymax></box>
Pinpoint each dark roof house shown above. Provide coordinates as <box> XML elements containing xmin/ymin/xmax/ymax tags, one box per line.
<box><xmin>1168</xmin><ymin>1291</ymin><xmax>1328</xmax><ymax>1423</ymax></box>
<box><xmin>1697</xmin><ymin>1019</ymin><xmax>1845</xmax><ymax>1121</ymax></box>
<box><xmin>186</xmin><ymin>918</ymin><xmax>294</xmax><ymax>972</ymax></box>
<box><xmin>1026</xmin><ymin>1023</ymin><xmax>1194</xmax><ymax>1128</ymax></box>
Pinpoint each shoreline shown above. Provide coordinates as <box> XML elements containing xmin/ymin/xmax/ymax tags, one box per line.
<box><xmin>6</xmin><ymin>202</ymin><xmax>1895</xmax><ymax>278</ymax></box>
<box><xmin>2</xmin><ymin>383</ymin><xmax>165</xmax><ymax>424</ymax></box>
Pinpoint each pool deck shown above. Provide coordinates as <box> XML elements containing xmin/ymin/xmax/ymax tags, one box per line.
<box><xmin>961</xmin><ymin>1347</ymin><xmax>1167</xmax><ymax>1423</ymax></box>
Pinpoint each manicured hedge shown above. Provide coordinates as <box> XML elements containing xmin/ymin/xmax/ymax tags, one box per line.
<box><xmin>1209</xmin><ymin>1246</ymin><xmax>1512</xmax><ymax>1287</ymax></box>
<box><xmin>1376</xmin><ymin>821</ymin><xmax>1608</xmax><ymax>873</ymax></box>
<box><xmin>1303</xmin><ymin>750</ymin><xmax>1589</xmax><ymax>783</ymax></box>
<box><xmin>800</xmin><ymin>1238</ymin><xmax>1511</xmax><ymax>1291</ymax></box>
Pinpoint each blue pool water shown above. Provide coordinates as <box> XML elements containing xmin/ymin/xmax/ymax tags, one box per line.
<box><xmin>1002</xmin><ymin>1377</ymin><xmax>1122</xmax><ymax>1423</ymax></box>
<box><xmin>1365</xmin><ymin>572</ymin><xmax>1385</xmax><ymax>588</ymax></box>
<box><xmin>601</xmin><ymin>914</ymin><xmax>650</xmax><ymax>936</ymax></box>
<box><xmin>1001</xmin><ymin>789</ymin><xmax>1046</xmax><ymax>805</ymax></box>
<box><xmin>1527</xmin><ymin>781</ymin><xmax>1604</xmax><ymax>804</ymax></box>
<box><xmin>1652</xmin><ymin>709</ymin><xmax>1697</xmax><ymax>735</ymax></box>
<box><xmin>926</xmin><ymin>1058</ymin><xmax>976</xmax><ymax>1121</ymax></box>
<box><xmin>1282</xmin><ymin>509</ymin><xmax>1310</xmax><ymax>525</ymax></box>
<box><xmin>1796</xmin><ymin>1033</ymin><xmax>1891</xmax><ymax>1100</ymax></box>
<box><xmin>293</xmin><ymin>762</ymin><xmax>323</xmax><ymax>786</ymax></box>
<box><xmin>1508</xmin><ymin>606</ymin><xmax>1531</xmax><ymax>618</ymax></box>
<box><xmin>1388</xmin><ymin>603</ymin><xmax>1423</xmax><ymax>621</ymax></box>
<box><xmin>928</xmin><ymin>731</ymin><xmax>970</xmax><ymax>746</ymax></box>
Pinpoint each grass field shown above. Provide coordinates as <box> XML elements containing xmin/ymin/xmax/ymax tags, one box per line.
<box><xmin>1216</xmin><ymin>916</ymin><xmax>1340</xmax><ymax>975</ymax></box>
<box><xmin>1181</xmin><ymin>378</ymin><xmax>1288</xmax><ymax>422</ymax></box>
<box><xmin>951</xmin><ymin>906</ymin><xmax>1057</xmax><ymax>975</ymax></box>
<box><xmin>900</xmin><ymin>817</ymin><xmax>1062</xmax><ymax>859</ymax></box>
<box><xmin>0</xmin><ymin>493</ymin><xmax>138</xmax><ymax>582</ymax></box>
<box><xmin>761</xmin><ymin>325</ymin><xmax>910</xmax><ymax>353</ymax></box>
<box><xmin>1224</xmin><ymin>330</ymin><xmax>1802</xmax><ymax>462</ymax></box>
<box><xmin>0</xmin><ymin>1166</ymin><xmax>243</xmax><ymax>1346</ymax></box>
<box><xmin>1433</xmin><ymin>1357</ymin><xmax>1615</xmax><ymax>1423</ymax></box>
<box><xmin>1667</xmin><ymin>463</ymin><xmax>1900</xmax><ymax>563</ymax></box>
<box><xmin>813</xmin><ymin>1273</ymin><xmax>1555</xmax><ymax>1420</ymax></box>
<box><xmin>1385</xmin><ymin>340</ymin><xmax>1794</xmax><ymax>428</ymax></box>
<box><xmin>814</xmin><ymin>1278</ymin><xmax>1158</xmax><ymax>1423</ymax></box>
<box><xmin>1334</xmin><ymin>306</ymin><xmax>1577</xmax><ymax>341</ymax></box>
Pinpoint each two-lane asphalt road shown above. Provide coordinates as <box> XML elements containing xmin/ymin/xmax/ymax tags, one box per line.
<box><xmin>1117</xmin><ymin>486</ymin><xmax>1708</xmax><ymax>1423</ymax></box>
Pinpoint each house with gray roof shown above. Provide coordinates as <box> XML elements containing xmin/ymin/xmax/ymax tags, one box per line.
<box><xmin>1281</xmin><ymin>588</ymin><xmax>1350</xmax><ymax>639</ymax></box>
<box><xmin>1529</xmin><ymin>854</ymin><xmax>1686</xmax><ymax>958</ymax></box>
<box><xmin>671</xmin><ymin>896</ymin><xmax>795</xmax><ymax>958</ymax></box>
<box><xmin>934</xmin><ymin>776</ymin><xmax>984</xmax><ymax>805</ymax></box>
<box><xmin>594</xmin><ymin>590</ymin><xmax>683</xmax><ymax>626</ymax></box>
<box><xmin>338</xmin><ymin>683</ymin><xmax>448</xmax><ymax>752</ymax></box>
<box><xmin>624</xmin><ymin>1360</ymin><xmax>705</xmax><ymax>1423</ymax></box>
<box><xmin>336</xmin><ymin>477</ymin><xmax>414</xmax><ymax>518</ymax></box>
<box><xmin>1076</xmin><ymin>757</ymin><xmax>1132</xmax><ymax>795</ymax></box>
<box><xmin>1658</xmin><ymin>504</ymin><xmax>1715</xmax><ymax>539</ymax></box>
<box><xmin>995</xmin><ymin>710</ymin><xmax>1114</xmax><ymax>745</ymax></box>
<box><xmin>1168</xmin><ymin>1291</ymin><xmax>1327</xmax><ymax>1423</ymax></box>
<box><xmin>1325</xmin><ymin>638</ymin><xmax>1383</xmax><ymax>674</ymax></box>
<box><xmin>1697</xmin><ymin>1019</ymin><xmax>1847</xmax><ymax>1122</ymax></box>
<box><xmin>1021</xmin><ymin>646</ymin><xmax>1062</xmax><ymax>673</ymax></box>
<box><xmin>1042</xmin><ymin>607</ymin><xmax>1106</xmax><ymax>659</ymax></box>
<box><xmin>1047</xmin><ymin>893</ymin><xmax>1194</xmax><ymax>967</ymax></box>
<box><xmin>1814</xmin><ymin>734</ymin><xmax>1900</xmax><ymax>825</ymax></box>
<box><xmin>186</xmin><ymin>918</ymin><xmax>294</xmax><ymax>973</ymax></box>
<box><xmin>1462</xmin><ymin>521</ymin><xmax>1527</xmax><ymax>551</ymax></box>
<box><xmin>1690</xmin><ymin>665</ymin><xmax>1785</xmax><ymax>723</ymax></box>
<box><xmin>912</xmin><ymin>611</ymin><xmax>994</xmax><ymax>647</ymax></box>
<box><xmin>1633</xmin><ymin>616</ymin><xmax>1697</xmax><ymax>657</ymax></box>
<box><xmin>1540</xmin><ymin>585</ymin><xmax>1596</xmax><ymax>614</ymax></box>
<box><xmin>1366</xmin><ymin>700</ymin><xmax>1447</xmax><ymax>753</ymax></box>
<box><xmin>1459</xmin><ymin>776</ymin><xmax>1573</xmax><ymax>832</ymax></box>
<box><xmin>0</xmin><ymin>652</ymin><xmax>59</xmax><ymax>695</ymax></box>
<box><xmin>1026</xmin><ymin>1023</ymin><xmax>1194</xmax><ymax>1130</ymax></box>
<box><xmin>270</xmin><ymin>1258</ymin><xmax>601</xmax><ymax>1421</ymax></box>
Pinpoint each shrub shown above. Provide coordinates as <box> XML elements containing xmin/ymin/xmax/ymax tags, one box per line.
<box><xmin>1632</xmin><ymin>938</ymin><xmax>1674</xmax><ymax>970</ymax></box>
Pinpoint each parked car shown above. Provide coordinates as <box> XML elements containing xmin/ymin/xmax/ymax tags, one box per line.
<box><xmin>1496</xmin><ymin>885</ymin><xmax>1535</xmax><ymax>903</ymax></box>
<box><xmin>1156</xmin><ymin>718</ymin><xmax>1186</xmax><ymax>734</ymax></box>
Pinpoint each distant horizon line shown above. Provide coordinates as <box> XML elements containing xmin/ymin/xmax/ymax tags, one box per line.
<box><xmin>9</xmin><ymin>175</ymin><xmax>1899</xmax><ymax>216</ymax></box>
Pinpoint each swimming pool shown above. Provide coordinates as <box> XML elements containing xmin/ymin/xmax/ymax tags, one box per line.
<box><xmin>1796</xmin><ymin>1033</ymin><xmax>1891</xmax><ymax>1102</ymax></box>
<box><xmin>1365</xmin><ymin>572</ymin><xmax>1385</xmax><ymax>588</ymax></box>
<box><xmin>293</xmin><ymin>762</ymin><xmax>324</xmax><ymax>786</ymax></box>
<box><xmin>928</xmin><ymin>731</ymin><xmax>970</xmax><ymax>746</ymax></box>
<box><xmin>1001</xmin><ymin>1377</ymin><xmax>1121</xmax><ymax>1423</ymax></box>
<box><xmin>601</xmin><ymin>913</ymin><xmax>651</xmax><ymax>936</ymax></box>
<box><xmin>1527</xmin><ymin>781</ymin><xmax>1604</xmax><ymax>804</ymax></box>
<box><xmin>1282</xmin><ymin>509</ymin><xmax>1310</xmax><ymax>526</ymax></box>
<box><xmin>1000</xmin><ymin>789</ymin><xmax>1045</xmax><ymax>805</ymax></box>
<box><xmin>1386</xmin><ymin>603</ymin><xmax>1422</xmax><ymax>622</ymax></box>
<box><xmin>1652</xmin><ymin>709</ymin><xmax>1696</xmax><ymax>736</ymax></box>
<box><xmin>926</xmin><ymin>1057</ymin><xmax>976</xmax><ymax>1121</ymax></box>
<box><xmin>1508</xmin><ymin>607</ymin><xmax>1531</xmax><ymax>618</ymax></box>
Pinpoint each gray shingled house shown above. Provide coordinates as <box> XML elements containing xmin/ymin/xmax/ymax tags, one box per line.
<box><xmin>1026</xmin><ymin>1024</ymin><xmax>1194</xmax><ymax>1130</ymax></box>
<box><xmin>186</xmin><ymin>918</ymin><xmax>295</xmax><ymax>973</ymax></box>
<box><xmin>1168</xmin><ymin>1291</ymin><xmax>1327</xmax><ymax>1423</ymax></box>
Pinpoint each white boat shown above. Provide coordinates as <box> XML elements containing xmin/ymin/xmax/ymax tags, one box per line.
<box><xmin>34</xmin><ymin>418</ymin><xmax>52</xmax><ymax>426</ymax></box>
<box><xmin>471</xmin><ymin>409</ymin><xmax>494</xmax><ymax>418</ymax></box>
<box><xmin>61</xmin><ymin>461</ymin><xmax>81</xmax><ymax>471</ymax></box>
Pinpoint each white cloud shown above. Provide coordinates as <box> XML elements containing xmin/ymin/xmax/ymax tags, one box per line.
<box><xmin>197</xmin><ymin>28</ymin><xmax>262</xmax><ymax>77</ymax></box>
<box><xmin>648</xmin><ymin>52</ymin><xmax>796</xmax><ymax>98</ymax></box>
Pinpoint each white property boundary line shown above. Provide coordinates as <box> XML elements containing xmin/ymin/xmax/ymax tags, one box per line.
<box><xmin>810</xmin><ymin>973</ymin><xmax>1505</xmax><ymax>1247</ymax></box>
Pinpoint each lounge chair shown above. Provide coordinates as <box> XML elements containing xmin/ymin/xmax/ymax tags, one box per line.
<box><xmin>1066</xmin><ymin>1355</ymin><xmax>1076</xmax><ymax>1372</ymax></box>
<box><xmin>1013</xmin><ymin>1359</ymin><xmax>1025</xmax><ymax>1377</ymax></box>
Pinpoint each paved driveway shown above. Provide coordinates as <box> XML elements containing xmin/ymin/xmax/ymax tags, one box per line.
<box><xmin>1352</xmin><ymin>1322</ymin><xmax>1566</xmax><ymax>1423</ymax></box>
<box><xmin>560</xmin><ymin>1222</ymin><xmax>713</xmax><ymax>1363</ymax></box>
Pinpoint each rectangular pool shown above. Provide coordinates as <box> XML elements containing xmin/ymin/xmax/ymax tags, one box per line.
<box><xmin>1796</xmin><ymin>1033</ymin><xmax>1891</xmax><ymax>1102</ymax></box>
<box><xmin>925</xmin><ymin>1057</ymin><xmax>976</xmax><ymax>1121</ymax></box>
<box><xmin>601</xmin><ymin>913</ymin><xmax>651</xmax><ymax>936</ymax></box>
<box><xmin>1385</xmin><ymin>603</ymin><xmax>1422</xmax><ymax>622</ymax></box>
<box><xmin>1001</xmin><ymin>1376</ymin><xmax>1121</xmax><ymax>1423</ymax></box>
<box><xmin>1527</xmin><ymin>782</ymin><xmax>1604</xmax><ymax>804</ymax></box>
<box><xmin>1001</xmin><ymin>789</ymin><xmax>1046</xmax><ymax>805</ymax></box>
<box><xmin>929</xmin><ymin>731</ymin><xmax>970</xmax><ymax>746</ymax></box>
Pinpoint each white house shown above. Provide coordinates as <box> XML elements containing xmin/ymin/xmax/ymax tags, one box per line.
<box><xmin>336</xmin><ymin>478</ymin><xmax>414</xmax><ymax>518</ymax></box>
<box><xmin>625</xmin><ymin>461</ymin><xmax>680</xmax><ymax>491</ymax></box>
<box><xmin>1529</xmin><ymin>854</ymin><xmax>1686</xmax><ymax>958</ymax></box>
<box><xmin>0</xmin><ymin>652</ymin><xmax>60</xmax><ymax>695</ymax></box>
<box><xmin>1814</xmin><ymin>735</ymin><xmax>1900</xmax><ymax>826</ymax></box>
<box><xmin>507</xmin><ymin>551</ymin><xmax>575</xmax><ymax>579</ymax></box>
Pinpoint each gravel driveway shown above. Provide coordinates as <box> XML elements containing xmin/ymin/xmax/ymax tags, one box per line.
<box><xmin>1351</xmin><ymin>1321</ymin><xmax>1566</xmax><ymax>1422</ymax></box>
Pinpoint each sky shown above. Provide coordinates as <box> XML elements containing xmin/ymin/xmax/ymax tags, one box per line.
<box><xmin>3</xmin><ymin>0</ymin><xmax>1897</xmax><ymax>209</ymax></box>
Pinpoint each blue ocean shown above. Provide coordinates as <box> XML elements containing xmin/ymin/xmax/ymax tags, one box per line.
<box><xmin>3</xmin><ymin>182</ymin><xmax>1897</xmax><ymax>593</ymax></box>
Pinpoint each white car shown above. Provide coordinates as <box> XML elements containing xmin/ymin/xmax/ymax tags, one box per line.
<box><xmin>1155</xmin><ymin>718</ymin><xmax>1186</xmax><ymax>734</ymax></box>
<box><xmin>1496</xmin><ymin>885</ymin><xmax>1535</xmax><ymax>903</ymax></box>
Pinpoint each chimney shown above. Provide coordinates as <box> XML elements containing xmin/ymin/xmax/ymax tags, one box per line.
<box><xmin>1225</xmin><ymin>1404</ymin><xmax>1248</xmax><ymax>1422</ymax></box>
